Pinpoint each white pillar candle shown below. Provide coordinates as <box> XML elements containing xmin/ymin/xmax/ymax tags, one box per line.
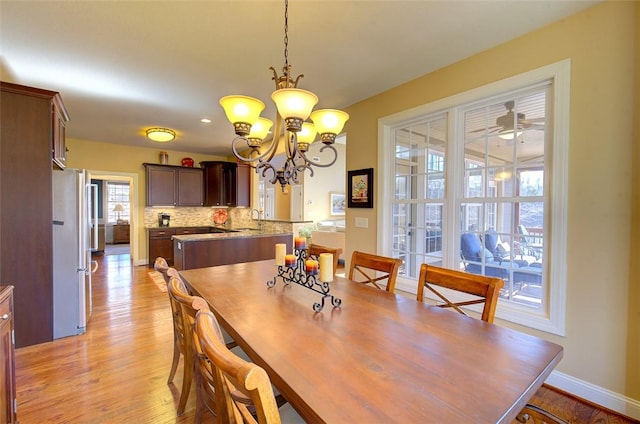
<box><xmin>275</xmin><ymin>243</ymin><xmax>286</xmax><ymax>266</ymax></box>
<box><xmin>319</xmin><ymin>253</ymin><xmax>333</xmax><ymax>282</ymax></box>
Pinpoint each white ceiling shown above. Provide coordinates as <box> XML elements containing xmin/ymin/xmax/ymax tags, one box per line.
<box><xmin>0</xmin><ymin>1</ymin><xmax>599</xmax><ymax>156</ymax></box>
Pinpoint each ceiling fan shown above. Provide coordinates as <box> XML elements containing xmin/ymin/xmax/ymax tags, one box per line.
<box><xmin>472</xmin><ymin>101</ymin><xmax>545</xmax><ymax>139</ymax></box>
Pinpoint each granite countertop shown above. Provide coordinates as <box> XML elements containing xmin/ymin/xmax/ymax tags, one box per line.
<box><xmin>172</xmin><ymin>229</ymin><xmax>293</xmax><ymax>242</ymax></box>
<box><xmin>146</xmin><ymin>225</ymin><xmax>213</xmax><ymax>230</ymax></box>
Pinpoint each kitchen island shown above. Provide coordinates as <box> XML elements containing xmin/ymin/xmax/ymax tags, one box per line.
<box><xmin>172</xmin><ymin>230</ymin><xmax>293</xmax><ymax>270</ymax></box>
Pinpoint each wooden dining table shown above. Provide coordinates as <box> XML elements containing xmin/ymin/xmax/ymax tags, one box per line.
<box><xmin>180</xmin><ymin>259</ymin><xmax>563</xmax><ymax>423</ymax></box>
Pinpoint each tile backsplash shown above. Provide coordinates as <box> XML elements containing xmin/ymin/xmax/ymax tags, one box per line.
<box><xmin>143</xmin><ymin>207</ymin><xmax>292</xmax><ymax>232</ymax></box>
<box><xmin>144</xmin><ymin>207</ymin><xmax>244</xmax><ymax>228</ymax></box>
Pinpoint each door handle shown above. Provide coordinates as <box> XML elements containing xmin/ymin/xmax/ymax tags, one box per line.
<box><xmin>1</xmin><ymin>313</ymin><xmax>9</xmax><ymax>320</ymax></box>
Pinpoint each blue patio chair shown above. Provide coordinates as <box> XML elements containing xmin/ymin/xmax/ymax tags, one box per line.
<box><xmin>460</xmin><ymin>233</ymin><xmax>518</xmax><ymax>280</ymax></box>
<box><xmin>484</xmin><ymin>230</ymin><xmax>535</xmax><ymax>267</ymax></box>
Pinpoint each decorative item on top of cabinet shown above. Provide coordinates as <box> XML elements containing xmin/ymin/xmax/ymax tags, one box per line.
<box><xmin>1</xmin><ymin>285</ymin><xmax>17</xmax><ymax>424</ymax></box>
<box><xmin>143</xmin><ymin>163</ymin><xmax>204</xmax><ymax>206</ymax></box>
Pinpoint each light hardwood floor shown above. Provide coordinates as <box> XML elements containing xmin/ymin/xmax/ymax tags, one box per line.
<box><xmin>13</xmin><ymin>253</ymin><xmax>638</xmax><ymax>423</ymax></box>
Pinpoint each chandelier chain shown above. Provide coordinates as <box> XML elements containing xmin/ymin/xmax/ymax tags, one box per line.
<box><xmin>283</xmin><ymin>0</ymin><xmax>289</xmax><ymax>75</ymax></box>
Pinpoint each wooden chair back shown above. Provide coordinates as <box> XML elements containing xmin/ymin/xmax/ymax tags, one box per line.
<box><xmin>154</xmin><ymin>256</ymin><xmax>170</xmax><ymax>282</ymax></box>
<box><xmin>155</xmin><ymin>261</ymin><xmax>183</xmax><ymax>393</ymax></box>
<box><xmin>166</xmin><ymin>275</ymin><xmax>199</xmax><ymax>415</ymax></box>
<box><xmin>416</xmin><ymin>264</ymin><xmax>503</xmax><ymax>323</ymax></box>
<box><xmin>348</xmin><ymin>251</ymin><xmax>402</xmax><ymax>292</ymax></box>
<box><xmin>308</xmin><ymin>243</ymin><xmax>342</xmax><ymax>278</ymax></box>
<box><xmin>195</xmin><ymin>309</ymin><xmax>283</xmax><ymax>424</ymax></box>
<box><xmin>167</xmin><ymin>279</ymin><xmax>222</xmax><ymax>424</ymax></box>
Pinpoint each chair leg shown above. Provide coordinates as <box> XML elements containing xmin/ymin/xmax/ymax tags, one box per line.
<box><xmin>193</xmin><ymin>366</ymin><xmax>205</xmax><ymax>424</ymax></box>
<box><xmin>176</xmin><ymin>350</ymin><xmax>194</xmax><ymax>415</ymax></box>
<box><xmin>167</xmin><ymin>335</ymin><xmax>180</xmax><ymax>384</ymax></box>
<box><xmin>516</xmin><ymin>403</ymin><xmax>568</xmax><ymax>424</ymax></box>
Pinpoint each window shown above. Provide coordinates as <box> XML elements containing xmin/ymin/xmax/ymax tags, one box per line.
<box><xmin>107</xmin><ymin>182</ymin><xmax>130</xmax><ymax>223</ymax></box>
<box><xmin>379</xmin><ymin>60</ymin><xmax>569</xmax><ymax>334</ymax></box>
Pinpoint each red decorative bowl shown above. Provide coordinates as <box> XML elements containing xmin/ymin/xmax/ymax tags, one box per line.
<box><xmin>181</xmin><ymin>157</ymin><xmax>194</xmax><ymax>167</ymax></box>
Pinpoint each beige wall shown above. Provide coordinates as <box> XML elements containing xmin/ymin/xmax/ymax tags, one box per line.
<box><xmin>344</xmin><ymin>0</ymin><xmax>639</xmax><ymax>401</ymax></box>
<box><xmin>303</xmin><ymin>142</ymin><xmax>346</xmax><ymax>222</ymax></box>
<box><xmin>65</xmin><ymin>138</ymin><xmax>224</xmax><ymax>264</ymax></box>
<box><xmin>629</xmin><ymin>0</ymin><xmax>640</xmax><ymax>400</ymax></box>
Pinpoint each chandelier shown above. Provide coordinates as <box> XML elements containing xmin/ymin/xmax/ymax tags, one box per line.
<box><xmin>219</xmin><ymin>0</ymin><xmax>349</xmax><ymax>191</ymax></box>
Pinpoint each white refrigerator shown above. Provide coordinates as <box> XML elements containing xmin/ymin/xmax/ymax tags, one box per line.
<box><xmin>52</xmin><ymin>168</ymin><xmax>98</xmax><ymax>339</ymax></box>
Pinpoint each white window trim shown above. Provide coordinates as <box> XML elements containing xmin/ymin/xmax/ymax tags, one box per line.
<box><xmin>378</xmin><ymin>59</ymin><xmax>570</xmax><ymax>335</ymax></box>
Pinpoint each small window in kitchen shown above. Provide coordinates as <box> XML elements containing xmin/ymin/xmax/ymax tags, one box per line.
<box><xmin>107</xmin><ymin>182</ymin><xmax>130</xmax><ymax>224</ymax></box>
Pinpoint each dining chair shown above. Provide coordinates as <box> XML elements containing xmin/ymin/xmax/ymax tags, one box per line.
<box><xmin>308</xmin><ymin>243</ymin><xmax>342</xmax><ymax>278</ymax></box>
<box><xmin>167</xmin><ymin>277</ymin><xmax>231</xmax><ymax>423</ymax></box>
<box><xmin>175</xmin><ymin>283</ymin><xmax>291</xmax><ymax>423</ymax></box>
<box><xmin>195</xmin><ymin>309</ymin><xmax>305</xmax><ymax>424</ymax></box>
<box><xmin>416</xmin><ymin>264</ymin><xmax>566</xmax><ymax>422</ymax></box>
<box><xmin>416</xmin><ymin>263</ymin><xmax>503</xmax><ymax>323</ymax></box>
<box><xmin>166</xmin><ymin>275</ymin><xmax>198</xmax><ymax>415</ymax></box>
<box><xmin>153</xmin><ymin>257</ymin><xmax>186</xmax><ymax>391</ymax></box>
<box><xmin>348</xmin><ymin>251</ymin><xmax>402</xmax><ymax>292</ymax></box>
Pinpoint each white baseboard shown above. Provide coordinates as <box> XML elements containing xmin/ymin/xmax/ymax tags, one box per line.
<box><xmin>134</xmin><ymin>258</ymin><xmax>148</xmax><ymax>267</ymax></box>
<box><xmin>546</xmin><ymin>371</ymin><xmax>640</xmax><ymax>420</ymax></box>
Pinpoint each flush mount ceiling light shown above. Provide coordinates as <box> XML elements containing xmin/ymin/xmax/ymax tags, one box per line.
<box><xmin>146</xmin><ymin>127</ymin><xmax>176</xmax><ymax>142</ymax></box>
<box><xmin>219</xmin><ymin>0</ymin><xmax>349</xmax><ymax>191</ymax></box>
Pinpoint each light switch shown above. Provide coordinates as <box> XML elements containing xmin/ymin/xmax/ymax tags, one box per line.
<box><xmin>355</xmin><ymin>217</ymin><xmax>368</xmax><ymax>228</ymax></box>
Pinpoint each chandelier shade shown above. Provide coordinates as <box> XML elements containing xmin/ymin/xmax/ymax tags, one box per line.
<box><xmin>219</xmin><ymin>95</ymin><xmax>265</xmax><ymax>136</ymax></box>
<box><xmin>310</xmin><ymin>109</ymin><xmax>350</xmax><ymax>139</ymax></box>
<box><xmin>297</xmin><ymin>123</ymin><xmax>317</xmax><ymax>144</ymax></box>
<box><xmin>271</xmin><ymin>88</ymin><xmax>318</xmax><ymax>132</ymax></box>
<box><xmin>248</xmin><ymin>117</ymin><xmax>274</xmax><ymax>141</ymax></box>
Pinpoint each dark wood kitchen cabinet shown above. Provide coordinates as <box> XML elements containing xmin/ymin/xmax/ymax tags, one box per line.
<box><xmin>148</xmin><ymin>228</ymin><xmax>176</xmax><ymax>267</ymax></box>
<box><xmin>1</xmin><ymin>81</ymin><xmax>65</xmax><ymax>348</ymax></box>
<box><xmin>144</xmin><ymin>164</ymin><xmax>204</xmax><ymax>206</ymax></box>
<box><xmin>51</xmin><ymin>94</ymin><xmax>69</xmax><ymax>170</ymax></box>
<box><xmin>1</xmin><ymin>286</ymin><xmax>17</xmax><ymax>424</ymax></box>
<box><xmin>236</xmin><ymin>163</ymin><xmax>251</xmax><ymax>207</ymax></box>
<box><xmin>201</xmin><ymin>161</ymin><xmax>250</xmax><ymax>207</ymax></box>
<box><xmin>148</xmin><ymin>227</ymin><xmax>210</xmax><ymax>267</ymax></box>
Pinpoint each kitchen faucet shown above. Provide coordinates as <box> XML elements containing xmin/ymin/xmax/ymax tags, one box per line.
<box><xmin>251</xmin><ymin>208</ymin><xmax>262</xmax><ymax>230</ymax></box>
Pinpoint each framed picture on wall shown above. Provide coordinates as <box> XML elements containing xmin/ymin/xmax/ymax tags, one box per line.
<box><xmin>347</xmin><ymin>168</ymin><xmax>373</xmax><ymax>208</ymax></box>
<box><xmin>330</xmin><ymin>192</ymin><xmax>346</xmax><ymax>216</ymax></box>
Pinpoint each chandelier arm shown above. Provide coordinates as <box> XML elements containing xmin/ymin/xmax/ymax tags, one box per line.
<box><xmin>287</xmin><ymin>131</ymin><xmax>298</xmax><ymax>161</ymax></box>
<box><xmin>256</xmin><ymin>161</ymin><xmax>279</xmax><ymax>183</ymax></box>
<box><xmin>231</xmin><ymin>136</ymin><xmax>275</xmax><ymax>165</ymax></box>
<box><xmin>261</xmin><ymin>113</ymin><xmax>286</xmax><ymax>164</ymax></box>
<box><xmin>296</xmin><ymin>143</ymin><xmax>339</xmax><ymax>168</ymax></box>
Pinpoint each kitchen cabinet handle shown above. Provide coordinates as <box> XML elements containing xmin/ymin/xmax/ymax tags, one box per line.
<box><xmin>1</xmin><ymin>313</ymin><xmax>9</xmax><ymax>320</ymax></box>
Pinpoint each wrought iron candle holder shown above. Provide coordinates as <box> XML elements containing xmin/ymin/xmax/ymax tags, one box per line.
<box><xmin>267</xmin><ymin>247</ymin><xmax>342</xmax><ymax>312</ymax></box>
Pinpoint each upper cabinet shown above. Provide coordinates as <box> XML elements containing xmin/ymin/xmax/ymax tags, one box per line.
<box><xmin>144</xmin><ymin>164</ymin><xmax>204</xmax><ymax>206</ymax></box>
<box><xmin>1</xmin><ymin>81</ymin><xmax>63</xmax><ymax>348</ymax></box>
<box><xmin>236</xmin><ymin>163</ymin><xmax>251</xmax><ymax>208</ymax></box>
<box><xmin>51</xmin><ymin>94</ymin><xmax>69</xmax><ymax>169</ymax></box>
<box><xmin>201</xmin><ymin>161</ymin><xmax>250</xmax><ymax>207</ymax></box>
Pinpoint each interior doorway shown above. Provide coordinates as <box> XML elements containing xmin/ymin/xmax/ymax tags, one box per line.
<box><xmin>87</xmin><ymin>170</ymin><xmax>139</xmax><ymax>265</ymax></box>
